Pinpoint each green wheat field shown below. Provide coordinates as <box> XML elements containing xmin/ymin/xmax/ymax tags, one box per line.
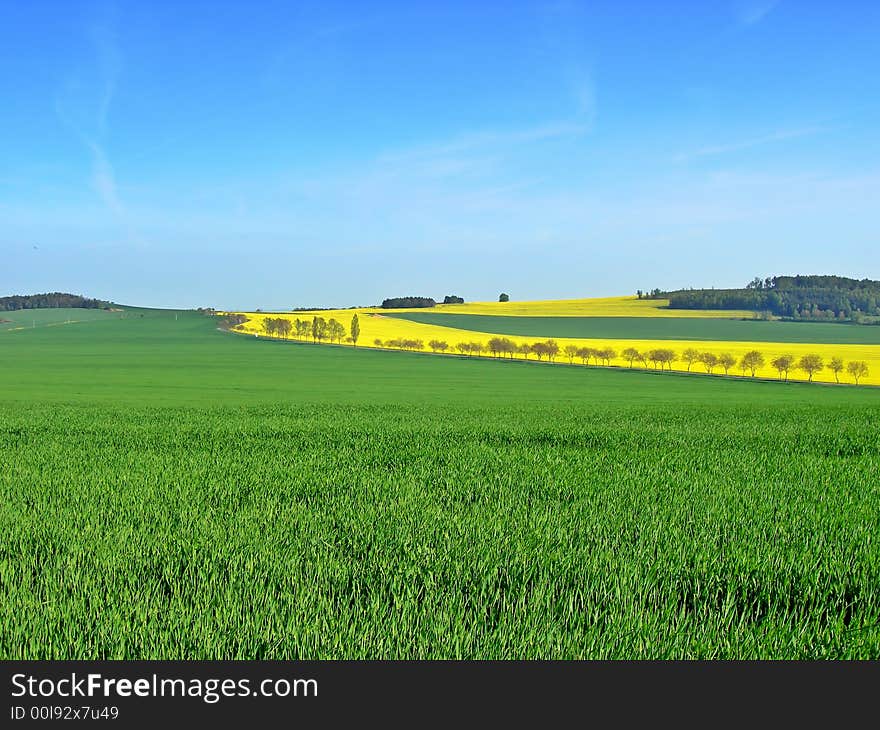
<box><xmin>1</xmin><ymin>308</ymin><xmax>879</xmax><ymax>658</ymax></box>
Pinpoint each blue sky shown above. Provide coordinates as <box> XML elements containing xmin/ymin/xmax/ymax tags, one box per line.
<box><xmin>2</xmin><ymin>1</ymin><xmax>879</xmax><ymax>309</ymax></box>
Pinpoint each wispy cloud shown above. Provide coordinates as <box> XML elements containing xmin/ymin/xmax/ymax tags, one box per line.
<box><xmin>674</xmin><ymin>126</ymin><xmax>827</xmax><ymax>162</ymax></box>
<box><xmin>376</xmin><ymin>121</ymin><xmax>590</xmax><ymax>166</ymax></box>
<box><xmin>55</xmin><ymin>5</ymin><xmax>123</xmax><ymax>215</ymax></box>
<box><xmin>86</xmin><ymin>141</ymin><xmax>122</xmax><ymax>214</ymax></box>
<box><xmin>736</xmin><ymin>0</ymin><xmax>781</xmax><ymax>26</ymax></box>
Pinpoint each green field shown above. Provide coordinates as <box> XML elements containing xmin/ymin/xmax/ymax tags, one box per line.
<box><xmin>1</xmin><ymin>311</ymin><xmax>879</xmax><ymax>658</ymax></box>
<box><xmin>387</xmin><ymin>312</ymin><xmax>880</xmax><ymax>344</ymax></box>
<box><xmin>0</xmin><ymin>307</ymin><xmax>117</xmax><ymax>331</ymax></box>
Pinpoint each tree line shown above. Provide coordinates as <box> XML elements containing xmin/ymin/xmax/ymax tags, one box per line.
<box><xmin>653</xmin><ymin>275</ymin><xmax>880</xmax><ymax>322</ymax></box>
<box><xmin>380</xmin><ymin>294</ymin><xmax>468</xmax><ymax>308</ymax></box>
<box><xmin>0</xmin><ymin>293</ymin><xmax>112</xmax><ymax>311</ymax></box>
<box><xmin>370</xmin><ymin>336</ymin><xmax>871</xmax><ymax>384</ymax></box>
<box><xmin>380</xmin><ymin>297</ymin><xmax>437</xmax><ymax>309</ymax></box>
<box><xmin>259</xmin><ymin>314</ymin><xmax>361</xmax><ymax>345</ymax></box>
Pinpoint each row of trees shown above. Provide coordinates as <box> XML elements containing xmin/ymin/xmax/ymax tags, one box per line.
<box><xmin>260</xmin><ymin>314</ymin><xmax>361</xmax><ymax>345</ymax></box>
<box><xmin>630</xmin><ymin>346</ymin><xmax>869</xmax><ymax>384</ymax></box>
<box><xmin>767</xmin><ymin>353</ymin><xmax>869</xmax><ymax>384</ymax></box>
<box><xmin>375</xmin><ymin>337</ymin><xmax>425</xmax><ymax>351</ymax></box>
<box><xmin>371</xmin><ymin>336</ymin><xmax>872</xmax><ymax>385</ymax></box>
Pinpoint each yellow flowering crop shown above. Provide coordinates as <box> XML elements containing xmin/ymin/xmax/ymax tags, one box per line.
<box><xmin>228</xmin><ymin>302</ymin><xmax>880</xmax><ymax>386</ymax></box>
<box><xmin>419</xmin><ymin>295</ymin><xmax>757</xmax><ymax>318</ymax></box>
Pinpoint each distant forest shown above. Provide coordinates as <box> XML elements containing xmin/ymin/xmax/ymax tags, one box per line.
<box><xmin>381</xmin><ymin>297</ymin><xmax>437</xmax><ymax>309</ymax></box>
<box><xmin>650</xmin><ymin>276</ymin><xmax>880</xmax><ymax>322</ymax></box>
<box><xmin>0</xmin><ymin>293</ymin><xmax>112</xmax><ymax>312</ymax></box>
<box><xmin>380</xmin><ymin>295</ymin><xmax>464</xmax><ymax>309</ymax></box>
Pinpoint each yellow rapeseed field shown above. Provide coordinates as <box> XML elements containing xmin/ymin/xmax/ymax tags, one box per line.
<box><xmin>420</xmin><ymin>295</ymin><xmax>758</xmax><ymax>318</ymax></box>
<box><xmin>258</xmin><ymin>296</ymin><xmax>753</xmax><ymax>318</ymax></box>
<box><xmin>228</xmin><ymin>302</ymin><xmax>879</xmax><ymax>386</ymax></box>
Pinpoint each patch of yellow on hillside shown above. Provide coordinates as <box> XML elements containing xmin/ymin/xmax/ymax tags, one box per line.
<box><xmin>230</xmin><ymin>309</ymin><xmax>880</xmax><ymax>386</ymax></box>
<box><xmin>237</xmin><ymin>296</ymin><xmax>755</xmax><ymax>319</ymax></box>
<box><xmin>423</xmin><ymin>296</ymin><xmax>757</xmax><ymax>318</ymax></box>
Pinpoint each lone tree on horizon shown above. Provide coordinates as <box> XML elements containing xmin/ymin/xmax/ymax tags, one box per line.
<box><xmin>499</xmin><ymin>293</ymin><xmax>510</xmax><ymax>302</ymax></box>
<box><xmin>350</xmin><ymin>313</ymin><xmax>360</xmax><ymax>346</ymax></box>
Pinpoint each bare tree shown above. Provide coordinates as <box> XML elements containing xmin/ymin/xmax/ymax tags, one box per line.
<box><xmin>740</xmin><ymin>350</ymin><xmax>764</xmax><ymax>377</ymax></box>
<box><xmin>682</xmin><ymin>348</ymin><xmax>700</xmax><ymax>372</ymax></box>
<box><xmin>829</xmin><ymin>356</ymin><xmax>844</xmax><ymax>383</ymax></box>
<box><xmin>797</xmin><ymin>354</ymin><xmax>824</xmax><ymax>383</ymax></box>
<box><xmin>598</xmin><ymin>347</ymin><xmax>617</xmax><ymax>366</ymax></box>
<box><xmin>654</xmin><ymin>348</ymin><xmax>675</xmax><ymax>371</ymax></box>
<box><xmin>718</xmin><ymin>352</ymin><xmax>736</xmax><ymax>375</ymax></box>
<box><xmin>699</xmin><ymin>352</ymin><xmax>719</xmax><ymax>374</ymax></box>
<box><xmin>429</xmin><ymin>339</ymin><xmax>449</xmax><ymax>353</ymax></box>
<box><xmin>622</xmin><ymin>347</ymin><xmax>640</xmax><ymax>368</ymax></box>
<box><xmin>770</xmin><ymin>354</ymin><xmax>795</xmax><ymax>380</ymax></box>
<box><xmin>846</xmin><ymin>360</ymin><xmax>869</xmax><ymax>385</ymax></box>
<box><xmin>564</xmin><ymin>344</ymin><xmax>579</xmax><ymax>363</ymax></box>
<box><xmin>498</xmin><ymin>338</ymin><xmax>517</xmax><ymax>358</ymax></box>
